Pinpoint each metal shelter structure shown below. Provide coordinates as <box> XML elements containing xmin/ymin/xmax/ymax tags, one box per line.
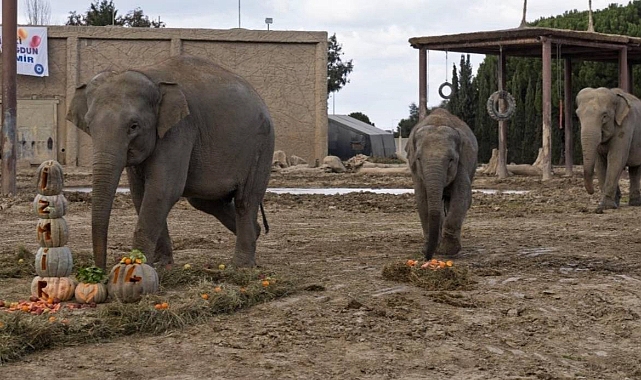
<box><xmin>409</xmin><ymin>27</ymin><xmax>641</xmax><ymax>179</ymax></box>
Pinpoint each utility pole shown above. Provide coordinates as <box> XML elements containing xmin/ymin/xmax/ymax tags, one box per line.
<box><xmin>2</xmin><ymin>0</ymin><xmax>18</xmax><ymax>195</ymax></box>
<box><xmin>238</xmin><ymin>0</ymin><xmax>241</xmax><ymax>28</ymax></box>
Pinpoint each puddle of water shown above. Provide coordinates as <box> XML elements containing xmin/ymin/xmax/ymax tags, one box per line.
<box><xmin>63</xmin><ymin>187</ymin><xmax>529</xmax><ymax>196</ymax></box>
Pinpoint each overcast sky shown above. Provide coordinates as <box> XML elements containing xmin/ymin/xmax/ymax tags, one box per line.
<box><xmin>8</xmin><ymin>0</ymin><xmax>632</xmax><ymax>130</ymax></box>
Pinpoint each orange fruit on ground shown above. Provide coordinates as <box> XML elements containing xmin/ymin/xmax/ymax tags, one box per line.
<box><xmin>154</xmin><ymin>304</ymin><xmax>163</xmax><ymax>310</ymax></box>
<box><xmin>161</xmin><ymin>302</ymin><xmax>169</xmax><ymax>309</ymax></box>
<box><xmin>262</xmin><ymin>280</ymin><xmax>270</xmax><ymax>287</ymax></box>
<box><xmin>124</xmin><ymin>258</ymin><xmax>132</xmax><ymax>265</ymax></box>
<box><xmin>214</xmin><ymin>286</ymin><xmax>222</xmax><ymax>293</ymax></box>
<box><xmin>201</xmin><ymin>293</ymin><xmax>209</xmax><ymax>300</ymax></box>
<box><xmin>48</xmin><ymin>316</ymin><xmax>56</xmax><ymax>322</ymax></box>
<box><xmin>446</xmin><ymin>260</ymin><xmax>453</xmax><ymax>267</ymax></box>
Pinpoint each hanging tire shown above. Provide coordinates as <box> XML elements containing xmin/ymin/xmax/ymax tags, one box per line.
<box><xmin>486</xmin><ymin>90</ymin><xmax>516</xmax><ymax>121</ymax></box>
<box><xmin>438</xmin><ymin>82</ymin><xmax>454</xmax><ymax>99</ymax></box>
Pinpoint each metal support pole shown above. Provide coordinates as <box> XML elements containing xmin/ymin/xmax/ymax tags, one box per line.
<box><xmin>541</xmin><ymin>37</ymin><xmax>553</xmax><ymax>180</ymax></box>
<box><xmin>497</xmin><ymin>48</ymin><xmax>509</xmax><ymax>179</ymax></box>
<box><xmin>418</xmin><ymin>47</ymin><xmax>427</xmax><ymax>121</ymax></box>
<box><xmin>2</xmin><ymin>0</ymin><xmax>18</xmax><ymax>195</ymax></box>
<box><xmin>564</xmin><ymin>58</ymin><xmax>574</xmax><ymax>176</ymax></box>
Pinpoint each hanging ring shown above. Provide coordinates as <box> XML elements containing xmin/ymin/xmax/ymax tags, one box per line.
<box><xmin>486</xmin><ymin>90</ymin><xmax>516</xmax><ymax>121</ymax></box>
<box><xmin>438</xmin><ymin>81</ymin><xmax>454</xmax><ymax>99</ymax></box>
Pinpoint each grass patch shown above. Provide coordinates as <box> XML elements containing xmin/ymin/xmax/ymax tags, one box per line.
<box><xmin>0</xmin><ymin>246</ymin><xmax>35</xmax><ymax>279</ymax></box>
<box><xmin>382</xmin><ymin>260</ymin><xmax>475</xmax><ymax>291</ymax></box>
<box><xmin>0</xmin><ymin>265</ymin><xmax>295</xmax><ymax>364</ymax></box>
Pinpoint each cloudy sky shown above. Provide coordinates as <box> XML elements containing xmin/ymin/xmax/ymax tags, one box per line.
<box><xmin>9</xmin><ymin>0</ymin><xmax>632</xmax><ymax>130</ymax></box>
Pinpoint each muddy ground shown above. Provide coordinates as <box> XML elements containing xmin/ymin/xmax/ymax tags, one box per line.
<box><xmin>1</xmin><ymin>165</ymin><xmax>640</xmax><ymax>379</ymax></box>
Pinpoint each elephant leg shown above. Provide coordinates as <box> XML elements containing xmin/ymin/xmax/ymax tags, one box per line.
<box><xmin>187</xmin><ymin>197</ymin><xmax>238</xmax><ymax>234</ymax></box>
<box><xmin>595</xmin><ymin>156</ymin><xmax>619</xmax><ymax>213</ymax></box>
<box><xmin>412</xmin><ymin>178</ymin><xmax>432</xmax><ymax>258</ymax></box>
<box><xmin>231</xmin><ymin>197</ymin><xmax>261</xmax><ymax>267</ymax></box>
<box><xmin>438</xmin><ymin>183</ymin><xmax>469</xmax><ymax>257</ymax></box>
<box><xmin>127</xmin><ymin>167</ymin><xmax>173</xmax><ymax>266</ymax></box>
<box><xmin>629</xmin><ymin>166</ymin><xmax>641</xmax><ymax>206</ymax></box>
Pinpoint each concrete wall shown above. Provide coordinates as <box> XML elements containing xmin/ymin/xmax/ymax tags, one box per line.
<box><xmin>0</xmin><ymin>26</ymin><xmax>328</xmax><ymax>166</ymax></box>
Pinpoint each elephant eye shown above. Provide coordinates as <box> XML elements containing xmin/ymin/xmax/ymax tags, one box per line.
<box><xmin>602</xmin><ymin>113</ymin><xmax>609</xmax><ymax>123</ymax></box>
<box><xmin>129</xmin><ymin>122</ymin><xmax>139</xmax><ymax>131</ymax></box>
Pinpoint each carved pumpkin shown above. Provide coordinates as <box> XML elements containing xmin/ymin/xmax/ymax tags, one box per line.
<box><xmin>36</xmin><ymin>160</ymin><xmax>65</xmax><ymax>196</ymax></box>
<box><xmin>75</xmin><ymin>282</ymin><xmax>108</xmax><ymax>304</ymax></box>
<box><xmin>35</xmin><ymin>246</ymin><xmax>73</xmax><ymax>277</ymax></box>
<box><xmin>33</xmin><ymin>194</ymin><xmax>68</xmax><ymax>219</ymax></box>
<box><xmin>36</xmin><ymin>218</ymin><xmax>69</xmax><ymax>247</ymax></box>
<box><xmin>31</xmin><ymin>276</ymin><xmax>76</xmax><ymax>301</ymax></box>
<box><xmin>108</xmin><ymin>263</ymin><xmax>159</xmax><ymax>303</ymax></box>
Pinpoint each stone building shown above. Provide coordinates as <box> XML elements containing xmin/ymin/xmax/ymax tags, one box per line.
<box><xmin>0</xmin><ymin>26</ymin><xmax>328</xmax><ymax>167</ymax></box>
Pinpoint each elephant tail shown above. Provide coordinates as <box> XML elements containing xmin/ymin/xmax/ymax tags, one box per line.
<box><xmin>260</xmin><ymin>202</ymin><xmax>269</xmax><ymax>234</ymax></box>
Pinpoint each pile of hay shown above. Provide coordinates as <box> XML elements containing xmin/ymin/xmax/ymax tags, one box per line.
<box><xmin>381</xmin><ymin>260</ymin><xmax>475</xmax><ymax>291</ymax></box>
<box><xmin>0</xmin><ymin>264</ymin><xmax>295</xmax><ymax>364</ymax></box>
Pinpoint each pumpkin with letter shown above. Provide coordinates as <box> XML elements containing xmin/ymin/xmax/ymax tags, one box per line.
<box><xmin>33</xmin><ymin>194</ymin><xmax>68</xmax><ymax>219</ymax></box>
<box><xmin>36</xmin><ymin>218</ymin><xmax>69</xmax><ymax>247</ymax></box>
<box><xmin>108</xmin><ymin>251</ymin><xmax>158</xmax><ymax>302</ymax></box>
<box><xmin>35</xmin><ymin>246</ymin><xmax>73</xmax><ymax>277</ymax></box>
<box><xmin>74</xmin><ymin>266</ymin><xmax>108</xmax><ymax>304</ymax></box>
<box><xmin>36</xmin><ymin>160</ymin><xmax>65</xmax><ymax>196</ymax></box>
<box><xmin>31</xmin><ymin>276</ymin><xmax>76</xmax><ymax>301</ymax></box>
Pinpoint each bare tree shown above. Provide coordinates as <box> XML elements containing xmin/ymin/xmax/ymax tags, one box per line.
<box><xmin>24</xmin><ymin>0</ymin><xmax>51</xmax><ymax>25</ymax></box>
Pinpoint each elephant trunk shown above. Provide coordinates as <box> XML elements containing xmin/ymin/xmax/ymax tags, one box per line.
<box><xmin>91</xmin><ymin>152</ymin><xmax>125</xmax><ymax>269</ymax></box>
<box><xmin>423</xmin><ymin>167</ymin><xmax>445</xmax><ymax>260</ymax></box>
<box><xmin>581</xmin><ymin>125</ymin><xmax>602</xmax><ymax>195</ymax></box>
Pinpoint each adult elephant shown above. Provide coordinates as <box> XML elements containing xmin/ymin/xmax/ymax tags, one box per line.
<box><xmin>576</xmin><ymin>87</ymin><xmax>641</xmax><ymax>213</ymax></box>
<box><xmin>405</xmin><ymin>108</ymin><xmax>478</xmax><ymax>260</ymax></box>
<box><xmin>67</xmin><ymin>56</ymin><xmax>275</xmax><ymax>269</ymax></box>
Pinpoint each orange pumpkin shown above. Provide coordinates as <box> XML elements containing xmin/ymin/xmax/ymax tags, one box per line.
<box><xmin>108</xmin><ymin>263</ymin><xmax>159</xmax><ymax>303</ymax></box>
<box><xmin>31</xmin><ymin>276</ymin><xmax>76</xmax><ymax>301</ymax></box>
<box><xmin>36</xmin><ymin>218</ymin><xmax>69</xmax><ymax>247</ymax></box>
<box><xmin>33</xmin><ymin>194</ymin><xmax>68</xmax><ymax>219</ymax></box>
<box><xmin>35</xmin><ymin>246</ymin><xmax>73</xmax><ymax>277</ymax></box>
<box><xmin>74</xmin><ymin>282</ymin><xmax>108</xmax><ymax>304</ymax></box>
<box><xmin>36</xmin><ymin>160</ymin><xmax>64</xmax><ymax>196</ymax></box>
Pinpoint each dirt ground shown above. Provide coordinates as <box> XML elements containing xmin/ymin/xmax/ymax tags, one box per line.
<box><xmin>1</xmin><ymin>165</ymin><xmax>640</xmax><ymax>379</ymax></box>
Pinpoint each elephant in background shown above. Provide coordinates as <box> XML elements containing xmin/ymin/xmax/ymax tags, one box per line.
<box><xmin>405</xmin><ymin>108</ymin><xmax>478</xmax><ymax>260</ymax></box>
<box><xmin>576</xmin><ymin>87</ymin><xmax>641</xmax><ymax>213</ymax></box>
<box><xmin>66</xmin><ymin>55</ymin><xmax>275</xmax><ymax>269</ymax></box>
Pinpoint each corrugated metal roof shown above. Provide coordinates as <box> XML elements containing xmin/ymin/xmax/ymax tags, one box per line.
<box><xmin>328</xmin><ymin>115</ymin><xmax>393</xmax><ymax>136</ymax></box>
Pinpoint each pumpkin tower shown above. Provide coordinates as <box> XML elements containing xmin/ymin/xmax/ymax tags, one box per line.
<box><xmin>31</xmin><ymin>160</ymin><xmax>76</xmax><ymax>301</ymax></box>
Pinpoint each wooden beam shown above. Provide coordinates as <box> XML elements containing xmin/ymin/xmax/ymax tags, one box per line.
<box><xmin>541</xmin><ymin>37</ymin><xmax>553</xmax><ymax>180</ymax></box>
<box><xmin>619</xmin><ymin>47</ymin><xmax>630</xmax><ymax>92</ymax></box>
<box><xmin>564</xmin><ymin>58</ymin><xmax>574</xmax><ymax>176</ymax></box>
<box><xmin>419</xmin><ymin>47</ymin><xmax>427</xmax><ymax>120</ymax></box>
<box><xmin>497</xmin><ymin>48</ymin><xmax>509</xmax><ymax>179</ymax></box>
<box><xmin>2</xmin><ymin>0</ymin><xmax>18</xmax><ymax>195</ymax></box>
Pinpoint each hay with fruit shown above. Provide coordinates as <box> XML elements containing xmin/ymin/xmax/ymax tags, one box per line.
<box><xmin>382</xmin><ymin>258</ymin><xmax>475</xmax><ymax>291</ymax></box>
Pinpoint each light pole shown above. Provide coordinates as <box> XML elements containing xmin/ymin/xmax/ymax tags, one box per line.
<box><xmin>265</xmin><ymin>17</ymin><xmax>273</xmax><ymax>31</ymax></box>
<box><xmin>238</xmin><ymin>0</ymin><xmax>241</xmax><ymax>28</ymax></box>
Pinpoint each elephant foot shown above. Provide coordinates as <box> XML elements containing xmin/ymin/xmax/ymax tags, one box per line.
<box><xmin>595</xmin><ymin>198</ymin><xmax>618</xmax><ymax>213</ymax></box>
<box><xmin>232</xmin><ymin>252</ymin><xmax>256</xmax><ymax>268</ymax></box>
<box><xmin>629</xmin><ymin>194</ymin><xmax>641</xmax><ymax>206</ymax></box>
<box><xmin>437</xmin><ymin>234</ymin><xmax>462</xmax><ymax>257</ymax></box>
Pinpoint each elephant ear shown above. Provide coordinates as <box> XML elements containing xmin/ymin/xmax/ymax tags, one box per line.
<box><xmin>66</xmin><ymin>71</ymin><xmax>116</xmax><ymax>135</ymax></box>
<box><xmin>66</xmin><ymin>84</ymin><xmax>90</xmax><ymax>135</ymax></box>
<box><xmin>615</xmin><ymin>92</ymin><xmax>631</xmax><ymax>126</ymax></box>
<box><xmin>157</xmin><ymin>81</ymin><xmax>190</xmax><ymax>139</ymax></box>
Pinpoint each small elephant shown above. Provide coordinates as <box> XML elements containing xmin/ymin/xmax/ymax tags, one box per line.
<box><xmin>405</xmin><ymin>108</ymin><xmax>478</xmax><ymax>260</ymax></box>
<box><xmin>66</xmin><ymin>56</ymin><xmax>275</xmax><ymax>269</ymax></box>
<box><xmin>576</xmin><ymin>87</ymin><xmax>641</xmax><ymax>213</ymax></box>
